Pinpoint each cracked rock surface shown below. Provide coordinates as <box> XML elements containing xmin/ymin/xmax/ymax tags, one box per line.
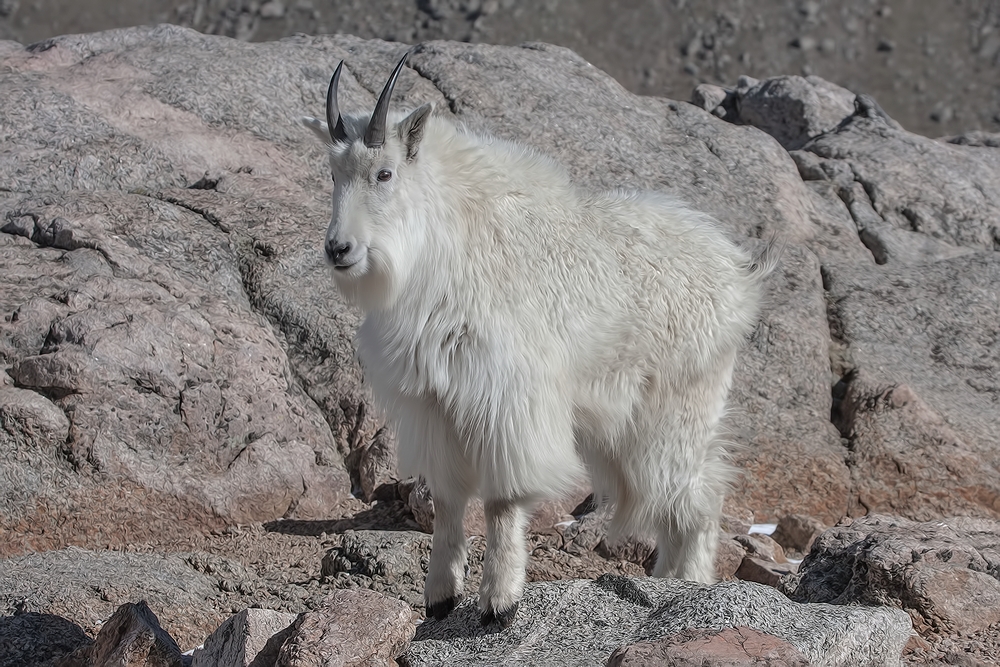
<box><xmin>1</xmin><ymin>24</ymin><xmax>999</xmax><ymax>666</ymax></box>
<box><xmin>404</xmin><ymin>575</ymin><xmax>911</xmax><ymax>667</ymax></box>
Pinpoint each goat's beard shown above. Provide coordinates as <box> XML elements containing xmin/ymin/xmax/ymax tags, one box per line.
<box><xmin>333</xmin><ymin>246</ymin><xmax>399</xmax><ymax>312</ymax></box>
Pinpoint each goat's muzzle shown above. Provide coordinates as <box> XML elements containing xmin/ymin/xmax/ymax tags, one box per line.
<box><xmin>325</xmin><ymin>239</ymin><xmax>354</xmax><ymax>267</ymax></box>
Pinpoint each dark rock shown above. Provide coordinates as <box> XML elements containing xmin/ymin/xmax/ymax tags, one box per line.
<box><xmin>714</xmin><ymin>538</ymin><xmax>747</xmax><ymax>580</ymax></box>
<box><xmin>732</xmin><ymin>75</ymin><xmax>856</xmax><ymax>150</ymax></box>
<box><xmin>0</xmin><ymin>612</ymin><xmax>92</xmax><ymax>667</ymax></box>
<box><xmin>771</xmin><ymin>514</ymin><xmax>828</xmax><ymax>553</ymax></box>
<box><xmin>734</xmin><ymin>557</ymin><xmax>798</xmax><ymax>588</ymax></box>
<box><xmin>321</xmin><ymin>530</ymin><xmax>432</xmax><ymax>610</ymax></box>
<box><xmin>787</xmin><ymin>515</ymin><xmax>1000</xmax><ymax>635</ymax></box>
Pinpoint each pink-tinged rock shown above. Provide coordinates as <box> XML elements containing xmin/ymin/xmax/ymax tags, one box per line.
<box><xmin>606</xmin><ymin>626</ymin><xmax>809</xmax><ymax>666</ymax></box>
<box><xmin>714</xmin><ymin>538</ymin><xmax>747</xmax><ymax>580</ymax></box>
<box><xmin>771</xmin><ymin>514</ymin><xmax>828</xmax><ymax>554</ymax></box>
<box><xmin>276</xmin><ymin>589</ymin><xmax>415</xmax><ymax>667</ymax></box>
<box><xmin>735</xmin><ymin>557</ymin><xmax>798</xmax><ymax>588</ymax></box>
<box><xmin>734</xmin><ymin>533</ymin><xmax>788</xmax><ymax>564</ymax></box>
<box><xmin>719</xmin><ymin>506</ymin><xmax>755</xmax><ymax>535</ymax></box>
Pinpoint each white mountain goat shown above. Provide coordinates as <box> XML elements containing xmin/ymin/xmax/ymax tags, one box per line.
<box><xmin>303</xmin><ymin>53</ymin><xmax>778</xmax><ymax>629</ymax></box>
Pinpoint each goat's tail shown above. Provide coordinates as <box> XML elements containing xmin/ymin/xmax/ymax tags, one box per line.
<box><xmin>745</xmin><ymin>233</ymin><xmax>785</xmax><ymax>282</ymax></box>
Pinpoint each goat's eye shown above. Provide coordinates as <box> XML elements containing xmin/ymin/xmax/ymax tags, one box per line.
<box><xmin>377</xmin><ymin>169</ymin><xmax>392</xmax><ymax>182</ymax></box>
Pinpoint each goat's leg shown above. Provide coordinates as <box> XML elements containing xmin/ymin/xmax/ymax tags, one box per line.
<box><xmin>397</xmin><ymin>394</ymin><xmax>476</xmax><ymax>621</ymax></box>
<box><xmin>651</xmin><ymin>464</ymin><xmax>724</xmax><ymax>583</ymax></box>
<box><xmin>424</xmin><ymin>482</ymin><xmax>472</xmax><ymax>620</ymax></box>
<box><xmin>652</xmin><ymin>513</ymin><xmax>719</xmax><ymax>583</ymax></box>
<box><xmin>478</xmin><ymin>497</ymin><xmax>532</xmax><ymax>629</ymax></box>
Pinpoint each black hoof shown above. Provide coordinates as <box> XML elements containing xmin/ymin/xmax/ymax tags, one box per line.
<box><xmin>426</xmin><ymin>595</ymin><xmax>461</xmax><ymax>620</ymax></box>
<box><xmin>480</xmin><ymin>602</ymin><xmax>518</xmax><ymax>630</ymax></box>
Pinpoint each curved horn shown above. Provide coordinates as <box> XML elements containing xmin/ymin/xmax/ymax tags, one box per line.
<box><xmin>364</xmin><ymin>52</ymin><xmax>409</xmax><ymax>148</ymax></box>
<box><xmin>326</xmin><ymin>61</ymin><xmax>349</xmax><ymax>144</ymax></box>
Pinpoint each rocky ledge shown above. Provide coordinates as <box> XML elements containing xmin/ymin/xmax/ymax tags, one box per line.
<box><xmin>1</xmin><ymin>25</ymin><xmax>999</xmax><ymax>666</ymax></box>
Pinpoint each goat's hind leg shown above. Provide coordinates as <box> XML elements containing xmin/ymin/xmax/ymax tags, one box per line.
<box><xmin>478</xmin><ymin>497</ymin><xmax>532</xmax><ymax>629</ymax></box>
<box><xmin>652</xmin><ymin>513</ymin><xmax>720</xmax><ymax>583</ymax></box>
<box><xmin>651</xmin><ymin>456</ymin><xmax>726</xmax><ymax>583</ymax></box>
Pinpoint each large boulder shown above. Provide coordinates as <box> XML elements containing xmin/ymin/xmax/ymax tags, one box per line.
<box><xmin>787</xmin><ymin>515</ymin><xmax>1000</xmax><ymax>637</ymax></box>
<box><xmin>404</xmin><ymin>574</ymin><xmax>911</xmax><ymax>666</ymax></box>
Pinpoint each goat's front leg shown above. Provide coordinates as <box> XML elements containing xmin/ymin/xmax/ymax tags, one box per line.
<box><xmin>424</xmin><ymin>482</ymin><xmax>472</xmax><ymax>620</ymax></box>
<box><xmin>478</xmin><ymin>497</ymin><xmax>532</xmax><ymax>629</ymax></box>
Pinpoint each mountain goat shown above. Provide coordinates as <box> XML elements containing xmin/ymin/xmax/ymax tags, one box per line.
<box><xmin>303</xmin><ymin>53</ymin><xmax>777</xmax><ymax>629</ymax></box>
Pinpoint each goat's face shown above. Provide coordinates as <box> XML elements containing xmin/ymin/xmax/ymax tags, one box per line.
<box><xmin>303</xmin><ymin>54</ymin><xmax>432</xmax><ymax>308</ymax></box>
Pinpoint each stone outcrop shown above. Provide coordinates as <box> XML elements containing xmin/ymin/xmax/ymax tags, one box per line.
<box><xmin>0</xmin><ymin>547</ymin><xmax>261</xmax><ymax>650</ymax></box>
<box><xmin>787</xmin><ymin>515</ymin><xmax>1000</xmax><ymax>637</ymax></box>
<box><xmin>58</xmin><ymin>602</ymin><xmax>186</xmax><ymax>667</ymax></box>
<box><xmin>404</xmin><ymin>575</ymin><xmax>911</xmax><ymax>666</ymax></box>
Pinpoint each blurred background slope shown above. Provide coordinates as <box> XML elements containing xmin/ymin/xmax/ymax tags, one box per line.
<box><xmin>1</xmin><ymin>0</ymin><xmax>998</xmax><ymax>139</ymax></box>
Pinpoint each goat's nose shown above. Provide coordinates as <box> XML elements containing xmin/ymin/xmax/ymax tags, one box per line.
<box><xmin>325</xmin><ymin>239</ymin><xmax>352</xmax><ymax>263</ymax></box>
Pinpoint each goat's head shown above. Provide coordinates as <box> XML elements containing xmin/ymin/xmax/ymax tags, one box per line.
<box><xmin>303</xmin><ymin>53</ymin><xmax>434</xmax><ymax>308</ymax></box>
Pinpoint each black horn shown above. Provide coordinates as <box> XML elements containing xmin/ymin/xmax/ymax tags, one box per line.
<box><xmin>364</xmin><ymin>52</ymin><xmax>409</xmax><ymax>148</ymax></box>
<box><xmin>326</xmin><ymin>61</ymin><xmax>349</xmax><ymax>144</ymax></box>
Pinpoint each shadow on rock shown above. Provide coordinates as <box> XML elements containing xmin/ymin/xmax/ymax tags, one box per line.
<box><xmin>414</xmin><ymin>604</ymin><xmax>500</xmax><ymax>642</ymax></box>
<box><xmin>263</xmin><ymin>500</ymin><xmax>418</xmax><ymax>537</ymax></box>
<box><xmin>0</xmin><ymin>612</ymin><xmax>91</xmax><ymax>666</ymax></box>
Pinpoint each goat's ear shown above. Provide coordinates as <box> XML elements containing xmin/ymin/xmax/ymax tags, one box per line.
<box><xmin>301</xmin><ymin>116</ymin><xmax>333</xmax><ymax>145</ymax></box>
<box><xmin>397</xmin><ymin>104</ymin><xmax>433</xmax><ymax>161</ymax></box>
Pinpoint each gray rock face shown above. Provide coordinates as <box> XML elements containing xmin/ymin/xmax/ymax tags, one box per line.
<box><xmin>788</xmin><ymin>515</ymin><xmax>1000</xmax><ymax>636</ymax></box>
<box><xmin>0</xmin><ymin>547</ymin><xmax>258</xmax><ymax>649</ymax></box>
<box><xmin>403</xmin><ymin>575</ymin><xmax>911</xmax><ymax>667</ymax></box>
<box><xmin>1</xmin><ymin>189</ymin><xmax>353</xmax><ymax>553</ymax></box>
<box><xmin>824</xmin><ymin>255</ymin><xmax>1000</xmax><ymax>520</ymax></box>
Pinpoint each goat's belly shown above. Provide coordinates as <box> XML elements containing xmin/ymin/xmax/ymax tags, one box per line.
<box><xmin>572</xmin><ymin>368</ymin><xmax>644</xmax><ymax>442</ymax></box>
